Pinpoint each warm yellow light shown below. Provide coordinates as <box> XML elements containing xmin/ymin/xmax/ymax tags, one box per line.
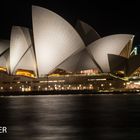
<box><xmin>16</xmin><ymin>69</ymin><xmax>35</xmax><ymax>78</ymax></box>
<box><xmin>115</xmin><ymin>70</ymin><xmax>125</xmax><ymax>76</ymax></box>
<box><xmin>0</xmin><ymin>67</ymin><xmax>7</xmax><ymax>72</ymax></box>
<box><xmin>48</xmin><ymin>74</ymin><xmax>60</xmax><ymax>77</ymax></box>
<box><xmin>80</xmin><ymin>69</ymin><xmax>99</xmax><ymax>75</ymax></box>
<box><xmin>101</xmin><ymin>84</ymin><xmax>104</xmax><ymax>87</ymax></box>
<box><xmin>109</xmin><ymin>83</ymin><xmax>112</xmax><ymax>86</ymax></box>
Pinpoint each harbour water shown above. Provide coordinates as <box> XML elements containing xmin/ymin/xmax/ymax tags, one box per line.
<box><xmin>0</xmin><ymin>94</ymin><xmax>140</xmax><ymax>140</ymax></box>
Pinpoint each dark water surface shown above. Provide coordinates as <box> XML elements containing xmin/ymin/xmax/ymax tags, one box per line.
<box><xmin>0</xmin><ymin>94</ymin><xmax>140</xmax><ymax>140</ymax></box>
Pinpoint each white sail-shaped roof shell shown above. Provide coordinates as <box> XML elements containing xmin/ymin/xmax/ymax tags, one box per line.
<box><xmin>4</xmin><ymin>50</ymin><xmax>10</xmax><ymax>73</ymax></box>
<box><xmin>13</xmin><ymin>47</ymin><xmax>37</xmax><ymax>75</ymax></box>
<box><xmin>0</xmin><ymin>40</ymin><xmax>9</xmax><ymax>69</ymax></box>
<box><xmin>0</xmin><ymin>56</ymin><xmax>7</xmax><ymax>67</ymax></box>
<box><xmin>32</xmin><ymin>6</ymin><xmax>85</xmax><ymax>77</ymax></box>
<box><xmin>10</xmin><ymin>26</ymin><xmax>36</xmax><ymax>74</ymax></box>
<box><xmin>58</xmin><ymin>49</ymin><xmax>99</xmax><ymax>72</ymax></box>
<box><xmin>87</xmin><ymin>34</ymin><xmax>134</xmax><ymax>72</ymax></box>
<box><xmin>76</xmin><ymin>20</ymin><xmax>100</xmax><ymax>46</ymax></box>
<box><xmin>0</xmin><ymin>40</ymin><xmax>9</xmax><ymax>55</ymax></box>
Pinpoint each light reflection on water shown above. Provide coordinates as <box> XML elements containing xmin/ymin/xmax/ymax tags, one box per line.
<box><xmin>0</xmin><ymin>94</ymin><xmax>140</xmax><ymax>139</ymax></box>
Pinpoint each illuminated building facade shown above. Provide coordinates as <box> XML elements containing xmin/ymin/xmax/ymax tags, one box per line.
<box><xmin>0</xmin><ymin>5</ymin><xmax>139</xmax><ymax>93</ymax></box>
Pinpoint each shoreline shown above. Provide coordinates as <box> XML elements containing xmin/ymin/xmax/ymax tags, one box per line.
<box><xmin>0</xmin><ymin>90</ymin><xmax>140</xmax><ymax>96</ymax></box>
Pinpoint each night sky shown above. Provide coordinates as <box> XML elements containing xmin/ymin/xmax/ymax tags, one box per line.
<box><xmin>0</xmin><ymin>0</ymin><xmax>140</xmax><ymax>46</ymax></box>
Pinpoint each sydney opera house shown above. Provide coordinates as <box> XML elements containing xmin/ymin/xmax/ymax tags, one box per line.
<box><xmin>0</xmin><ymin>6</ymin><xmax>139</xmax><ymax>93</ymax></box>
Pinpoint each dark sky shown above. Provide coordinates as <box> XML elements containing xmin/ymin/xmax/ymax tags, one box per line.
<box><xmin>0</xmin><ymin>0</ymin><xmax>140</xmax><ymax>46</ymax></box>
